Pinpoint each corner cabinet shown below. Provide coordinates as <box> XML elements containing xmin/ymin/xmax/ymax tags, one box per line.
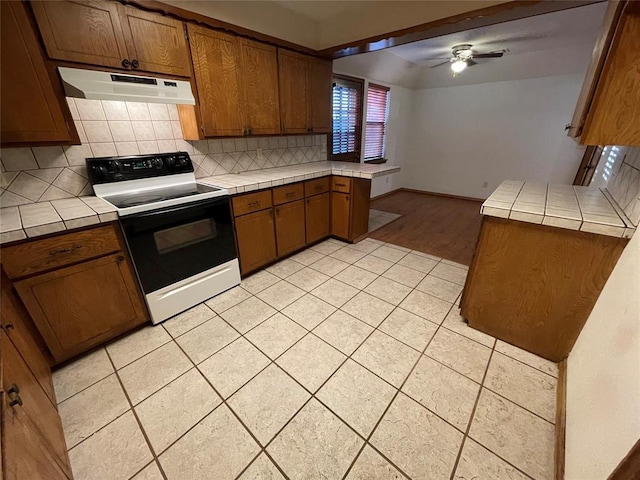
<box><xmin>2</xmin><ymin>223</ymin><xmax>149</xmax><ymax>364</ymax></box>
<box><xmin>30</xmin><ymin>0</ymin><xmax>191</xmax><ymax>76</ymax></box>
<box><xmin>568</xmin><ymin>0</ymin><xmax>640</xmax><ymax>145</ymax></box>
<box><xmin>278</xmin><ymin>50</ymin><xmax>332</xmax><ymax>134</ymax></box>
<box><xmin>331</xmin><ymin>177</ymin><xmax>371</xmax><ymax>242</ymax></box>
<box><xmin>0</xmin><ymin>1</ymin><xmax>76</xmax><ymax>146</ymax></box>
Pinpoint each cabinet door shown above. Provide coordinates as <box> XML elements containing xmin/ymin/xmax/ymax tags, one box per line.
<box><xmin>305</xmin><ymin>193</ymin><xmax>330</xmax><ymax>244</ymax></box>
<box><xmin>1</xmin><ymin>271</ymin><xmax>55</xmax><ymax>405</ymax></box>
<box><xmin>31</xmin><ymin>0</ymin><xmax>130</xmax><ymax>69</ymax></box>
<box><xmin>307</xmin><ymin>58</ymin><xmax>333</xmax><ymax>133</ymax></box>
<box><xmin>240</xmin><ymin>39</ymin><xmax>281</xmax><ymax>135</ymax></box>
<box><xmin>188</xmin><ymin>25</ymin><xmax>245</xmax><ymax>136</ymax></box>
<box><xmin>278</xmin><ymin>50</ymin><xmax>309</xmax><ymax>134</ymax></box>
<box><xmin>331</xmin><ymin>192</ymin><xmax>351</xmax><ymax>240</ymax></box>
<box><xmin>14</xmin><ymin>253</ymin><xmax>148</xmax><ymax>364</ymax></box>
<box><xmin>235</xmin><ymin>209</ymin><xmax>277</xmax><ymax>275</ymax></box>
<box><xmin>119</xmin><ymin>5</ymin><xmax>191</xmax><ymax>77</ymax></box>
<box><xmin>2</xmin><ymin>333</ymin><xmax>71</xmax><ymax>478</ymax></box>
<box><xmin>1</xmin><ymin>1</ymin><xmax>73</xmax><ymax>145</ymax></box>
<box><xmin>580</xmin><ymin>2</ymin><xmax>640</xmax><ymax>145</ymax></box>
<box><xmin>275</xmin><ymin>200</ymin><xmax>306</xmax><ymax>257</ymax></box>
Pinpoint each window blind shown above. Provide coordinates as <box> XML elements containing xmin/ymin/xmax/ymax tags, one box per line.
<box><xmin>364</xmin><ymin>84</ymin><xmax>390</xmax><ymax>160</ymax></box>
<box><xmin>331</xmin><ymin>76</ymin><xmax>363</xmax><ymax>162</ymax></box>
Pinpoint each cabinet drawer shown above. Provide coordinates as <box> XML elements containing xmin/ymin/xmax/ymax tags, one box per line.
<box><xmin>332</xmin><ymin>177</ymin><xmax>351</xmax><ymax>193</ymax></box>
<box><xmin>305</xmin><ymin>177</ymin><xmax>330</xmax><ymax>197</ymax></box>
<box><xmin>273</xmin><ymin>183</ymin><xmax>304</xmax><ymax>205</ymax></box>
<box><xmin>232</xmin><ymin>190</ymin><xmax>273</xmax><ymax>216</ymax></box>
<box><xmin>2</xmin><ymin>224</ymin><xmax>121</xmax><ymax>279</ymax></box>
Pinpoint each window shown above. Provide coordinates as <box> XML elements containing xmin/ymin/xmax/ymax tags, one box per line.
<box><xmin>591</xmin><ymin>145</ymin><xmax>625</xmax><ymax>188</ymax></box>
<box><xmin>364</xmin><ymin>83</ymin><xmax>390</xmax><ymax>161</ymax></box>
<box><xmin>331</xmin><ymin>75</ymin><xmax>363</xmax><ymax>162</ymax></box>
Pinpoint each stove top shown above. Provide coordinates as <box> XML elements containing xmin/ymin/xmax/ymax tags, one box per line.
<box><xmin>103</xmin><ymin>183</ymin><xmax>222</xmax><ymax>208</ymax></box>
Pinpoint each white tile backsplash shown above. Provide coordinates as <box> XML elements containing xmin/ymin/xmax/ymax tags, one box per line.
<box><xmin>0</xmin><ymin>98</ymin><xmax>327</xmax><ymax>206</ymax></box>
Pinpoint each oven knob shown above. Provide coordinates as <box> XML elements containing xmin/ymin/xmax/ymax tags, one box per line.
<box><xmin>165</xmin><ymin>156</ymin><xmax>176</xmax><ymax>168</ymax></box>
<box><xmin>94</xmin><ymin>165</ymin><xmax>108</xmax><ymax>178</ymax></box>
<box><xmin>154</xmin><ymin>158</ymin><xmax>163</xmax><ymax>168</ymax></box>
<box><xmin>178</xmin><ymin>157</ymin><xmax>187</xmax><ymax>167</ymax></box>
<box><xmin>112</xmin><ymin>160</ymin><xmax>122</xmax><ymax>172</ymax></box>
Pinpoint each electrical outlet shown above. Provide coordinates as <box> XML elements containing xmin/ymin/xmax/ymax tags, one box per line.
<box><xmin>482</xmin><ymin>181</ymin><xmax>489</xmax><ymax>188</ymax></box>
<box><xmin>385</xmin><ymin>177</ymin><xmax>389</xmax><ymax>184</ymax></box>
<box><xmin>256</xmin><ymin>148</ymin><xmax>263</xmax><ymax>159</ymax></box>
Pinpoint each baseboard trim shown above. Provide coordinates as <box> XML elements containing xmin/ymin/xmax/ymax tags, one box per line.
<box><xmin>370</xmin><ymin>188</ymin><xmax>402</xmax><ymax>201</ymax></box>
<box><xmin>555</xmin><ymin>359</ymin><xmax>567</xmax><ymax>480</ymax></box>
<box><xmin>400</xmin><ymin>187</ymin><xmax>486</xmax><ymax>203</ymax></box>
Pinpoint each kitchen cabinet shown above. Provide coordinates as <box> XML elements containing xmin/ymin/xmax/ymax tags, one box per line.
<box><xmin>31</xmin><ymin>0</ymin><xmax>190</xmax><ymax>76</ymax></box>
<box><xmin>187</xmin><ymin>25</ymin><xmax>281</xmax><ymax>138</ymax></box>
<box><xmin>461</xmin><ymin>216</ymin><xmax>627</xmax><ymax>361</ymax></box>
<box><xmin>305</xmin><ymin>192</ymin><xmax>331</xmax><ymax>244</ymax></box>
<box><xmin>330</xmin><ymin>177</ymin><xmax>371</xmax><ymax>242</ymax></box>
<box><xmin>568</xmin><ymin>0</ymin><xmax>640</xmax><ymax>145</ymax></box>
<box><xmin>2</xmin><ymin>223</ymin><xmax>149</xmax><ymax>364</ymax></box>
<box><xmin>278</xmin><ymin>50</ymin><xmax>332</xmax><ymax>134</ymax></box>
<box><xmin>234</xmin><ymin>208</ymin><xmax>277</xmax><ymax>275</ymax></box>
<box><xmin>275</xmin><ymin>200</ymin><xmax>306</xmax><ymax>257</ymax></box>
<box><xmin>0</xmin><ymin>1</ymin><xmax>76</xmax><ymax>146</ymax></box>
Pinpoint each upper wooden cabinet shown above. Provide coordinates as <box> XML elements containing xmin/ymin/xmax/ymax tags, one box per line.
<box><xmin>1</xmin><ymin>1</ymin><xmax>75</xmax><ymax>145</ymax></box>
<box><xmin>278</xmin><ymin>50</ymin><xmax>333</xmax><ymax>134</ymax></box>
<box><xmin>187</xmin><ymin>25</ymin><xmax>280</xmax><ymax>137</ymax></box>
<box><xmin>31</xmin><ymin>0</ymin><xmax>190</xmax><ymax>76</ymax></box>
<box><xmin>569</xmin><ymin>1</ymin><xmax>640</xmax><ymax>145</ymax></box>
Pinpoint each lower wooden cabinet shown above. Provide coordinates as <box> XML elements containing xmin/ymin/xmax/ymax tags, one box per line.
<box><xmin>234</xmin><ymin>208</ymin><xmax>277</xmax><ymax>274</ymax></box>
<box><xmin>275</xmin><ymin>200</ymin><xmax>306</xmax><ymax>257</ymax></box>
<box><xmin>15</xmin><ymin>253</ymin><xmax>148</xmax><ymax>363</ymax></box>
<box><xmin>305</xmin><ymin>192</ymin><xmax>330</xmax><ymax>244</ymax></box>
<box><xmin>331</xmin><ymin>192</ymin><xmax>351</xmax><ymax>240</ymax></box>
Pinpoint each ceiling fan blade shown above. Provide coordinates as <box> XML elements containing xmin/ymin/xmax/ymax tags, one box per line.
<box><xmin>466</xmin><ymin>59</ymin><xmax>478</xmax><ymax>67</ymax></box>
<box><xmin>429</xmin><ymin>60</ymin><xmax>451</xmax><ymax>69</ymax></box>
<box><xmin>473</xmin><ymin>52</ymin><xmax>504</xmax><ymax>59</ymax></box>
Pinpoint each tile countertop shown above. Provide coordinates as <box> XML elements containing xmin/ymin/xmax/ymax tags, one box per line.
<box><xmin>0</xmin><ymin>162</ymin><xmax>400</xmax><ymax>245</ymax></box>
<box><xmin>198</xmin><ymin>161</ymin><xmax>401</xmax><ymax>193</ymax></box>
<box><xmin>0</xmin><ymin>197</ymin><xmax>118</xmax><ymax>245</ymax></box>
<box><xmin>481</xmin><ymin>180</ymin><xmax>636</xmax><ymax>238</ymax></box>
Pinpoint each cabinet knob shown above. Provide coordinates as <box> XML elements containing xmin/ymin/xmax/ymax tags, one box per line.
<box><xmin>9</xmin><ymin>395</ymin><xmax>23</xmax><ymax>408</ymax></box>
<box><xmin>117</xmin><ymin>255</ymin><xmax>125</xmax><ymax>263</ymax></box>
<box><xmin>122</xmin><ymin>59</ymin><xmax>130</xmax><ymax>68</ymax></box>
<box><xmin>131</xmin><ymin>59</ymin><xmax>139</xmax><ymax>69</ymax></box>
<box><xmin>8</xmin><ymin>384</ymin><xmax>22</xmax><ymax>408</ymax></box>
<box><xmin>3</xmin><ymin>322</ymin><xmax>14</xmax><ymax>331</ymax></box>
<box><xmin>8</xmin><ymin>384</ymin><xmax>19</xmax><ymax>395</ymax></box>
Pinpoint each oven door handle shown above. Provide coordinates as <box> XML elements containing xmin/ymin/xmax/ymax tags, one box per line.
<box><xmin>128</xmin><ymin>197</ymin><xmax>229</xmax><ymax>218</ymax></box>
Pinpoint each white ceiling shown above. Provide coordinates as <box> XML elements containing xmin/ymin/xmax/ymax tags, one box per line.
<box><xmin>334</xmin><ymin>2</ymin><xmax>608</xmax><ymax>89</ymax></box>
<box><xmin>271</xmin><ymin>0</ymin><xmax>365</xmax><ymax>22</ymax></box>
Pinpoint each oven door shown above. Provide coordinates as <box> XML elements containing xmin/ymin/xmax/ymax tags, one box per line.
<box><xmin>120</xmin><ymin>196</ymin><xmax>237</xmax><ymax>294</ymax></box>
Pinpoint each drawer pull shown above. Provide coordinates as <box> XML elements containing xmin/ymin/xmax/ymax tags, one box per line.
<box><xmin>9</xmin><ymin>394</ymin><xmax>23</xmax><ymax>408</ymax></box>
<box><xmin>336</xmin><ymin>183</ymin><xmax>347</xmax><ymax>187</ymax></box>
<box><xmin>8</xmin><ymin>384</ymin><xmax>19</xmax><ymax>395</ymax></box>
<box><xmin>49</xmin><ymin>244</ymin><xmax>82</xmax><ymax>256</ymax></box>
<box><xmin>117</xmin><ymin>255</ymin><xmax>125</xmax><ymax>263</ymax></box>
<box><xmin>247</xmin><ymin>201</ymin><xmax>261</xmax><ymax>208</ymax></box>
<box><xmin>3</xmin><ymin>322</ymin><xmax>14</xmax><ymax>331</ymax></box>
<box><xmin>285</xmin><ymin>192</ymin><xmax>295</xmax><ymax>198</ymax></box>
<box><xmin>8</xmin><ymin>384</ymin><xmax>22</xmax><ymax>408</ymax></box>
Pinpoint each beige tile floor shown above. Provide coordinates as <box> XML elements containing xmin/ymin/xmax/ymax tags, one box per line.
<box><xmin>368</xmin><ymin>209</ymin><xmax>402</xmax><ymax>232</ymax></box>
<box><xmin>53</xmin><ymin>238</ymin><xmax>559</xmax><ymax>480</ymax></box>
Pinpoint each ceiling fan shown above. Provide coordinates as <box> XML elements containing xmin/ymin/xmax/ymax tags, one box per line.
<box><xmin>426</xmin><ymin>44</ymin><xmax>506</xmax><ymax>76</ymax></box>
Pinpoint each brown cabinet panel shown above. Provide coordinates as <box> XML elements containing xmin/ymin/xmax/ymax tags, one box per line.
<box><xmin>31</xmin><ymin>0</ymin><xmax>129</xmax><ymax>69</ymax></box>
<box><xmin>273</xmin><ymin>183</ymin><xmax>304</xmax><ymax>205</ymax></box>
<box><xmin>332</xmin><ymin>176</ymin><xmax>351</xmax><ymax>193</ymax></box>
<box><xmin>304</xmin><ymin>177</ymin><xmax>330</xmax><ymax>197</ymax></box>
<box><xmin>235</xmin><ymin>209</ymin><xmax>277</xmax><ymax>275</ymax></box>
<box><xmin>2</xmin><ymin>333</ymin><xmax>71</xmax><ymax>477</ymax></box>
<box><xmin>275</xmin><ymin>200</ymin><xmax>306</xmax><ymax>257</ymax></box>
<box><xmin>580</xmin><ymin>2</ymin><xmax>640</xmax><ymax>145</ymax></box>
<box><xmin>278</xmin><ymin>50</ymin><xmax>309</xmax><ymax>134</ymax></box>
<box><xmin>307</xmin><ymin>58</ymin><xmax>332</xmax><ymax>133</ymax></box>
<box><xmin>305</xmin><ymin>192</ymin><xmax>330</xmax><ymax>244</ymax></box>
<box><xmin>350</xmin><ymin>177</ymin><xmax>372</xmax><ymax>241</ymax></box>
<box><xmin>232</xmin><ymin>190</ymin><xmax>273</xmax><ymax>216</ymax></box>
<box><xmin>240</xmin><ymin>39</ymin><xmax>280</xmax><ymax>135</ymax></box>
<box><xmin>1</xmin><ymin>272</ymin><xmax>55</xmax><ymax>404</ymax></box>
<box><xmin>331</xmin><ymin>192</ymin><xmax>351</xmax><ymax>240</ymax></box>
<box><xmin>2</xmin><ymin>224</ymin><xmax>120</xmax><ymax>279</ymax></box>
<box><xmin>2</xmin><ymin>402</ymin><xmax>70</xmax><ymax>480</ymax></box>
<box><xmin>119</xmin><ymin>6</ymin><xmax>190</xmax><ymax>77</ymax></box>
<box><xmin>187</xmin><ymin>24</ymin><xmax>244</xmax><ymax>136</ymax></box>
<box><xmin>1</xmin><ymin>1</ymin><xmax>73</xmax><ymax>145</ymax></box>
<box><xmin>14</xmin><ymin>253</ymin><xmax>148</xmax><ymax>363</ymax></box>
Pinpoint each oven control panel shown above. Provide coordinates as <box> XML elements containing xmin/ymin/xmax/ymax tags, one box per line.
<box><xmin>87</xmin><ymin>152</ymin><xmax>194</xmax><ymax>184</ymax></box>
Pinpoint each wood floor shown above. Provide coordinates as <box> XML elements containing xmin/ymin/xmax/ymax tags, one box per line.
<box><xmin>369</xmin><ymin>190</ymin><xmax>483</xmax><ymax>265</ymax></box>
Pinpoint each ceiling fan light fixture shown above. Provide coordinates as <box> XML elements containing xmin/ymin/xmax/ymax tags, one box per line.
<box><xmin>451</xmin><ymin>59</ymin><xmax>467</xmax><ymax>73</ymax></box>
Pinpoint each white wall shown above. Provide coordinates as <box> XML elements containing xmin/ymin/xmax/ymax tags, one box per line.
<box><xmin>402</xmin><ymin>74</ymin><xmax>587</xmax><ymax>199</ymax></box>
<box><xmin>564</xmin><ymin>231</ymin><xmax>640</xmax><ymax>479</ymax></box>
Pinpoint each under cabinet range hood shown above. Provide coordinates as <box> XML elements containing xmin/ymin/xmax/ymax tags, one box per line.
<box><xmin>58</xmin><ymin>67</ymin><xmax>195</xmax><ymax>105</ymax></box>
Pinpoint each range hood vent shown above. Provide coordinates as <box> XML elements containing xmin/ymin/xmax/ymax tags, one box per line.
<box><xmin>58</xmin><ymin>67</ymin><xmax>195</xmax><ymax>105</ymax></box>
